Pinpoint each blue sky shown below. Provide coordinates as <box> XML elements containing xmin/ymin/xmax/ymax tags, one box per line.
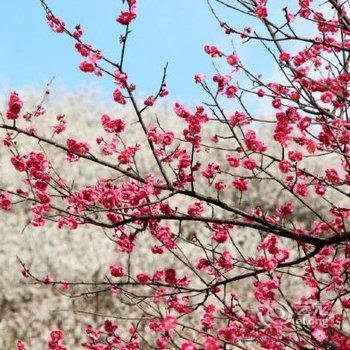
<box><xmin>0</xmin><ymin>1</ymin><xmax>226</xmax><ymax>103</ymax></box>
<box><xmin>0</xmin><ymin>0</ymin><xmax>295</xmax><ymax>106</ymax></box>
